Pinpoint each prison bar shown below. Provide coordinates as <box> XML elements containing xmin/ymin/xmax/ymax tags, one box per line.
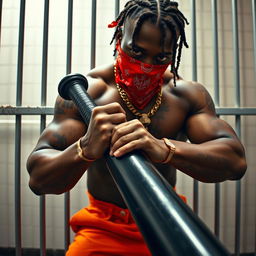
<box><xmin>39</xmin><ymin>0</ymin><xmax>50</xmax><ymax>255</ymax></box>
<box><xmin>1</xmin><ymin>106</ymin><xmax>256</xmax><ymax>116</ymax></box>
<box><xmin>253</xmin><ymin>0</ymin><xmax>256</xmax><ymax>79</ymax></box>
<box><xmin>15</xmin><ymin>1</ymin><xmax>26</xmax><ymax>256</ymax></box>
<box><xmin>0</xmin><ymin>0</ymin><xmax>2</xmax><ymax>42</ymax></box>
<box><xmin>90</xmin><ymin>0</ymin><xmax>97</xmax><ymax>70</ymax></box>
<box><xmin>231</xmin><ymin>1</ymin><xmax>242</xmax><ymax>255</ymax></box>
<box><xmin>63</xmin><ymin>0</ymin><xmax>74</xmax><ymax>251</ymax></box>
<box><xmin>191</xmin><ymin>0</ymin><xmax>199</xmax><ymax>216</ymax></box>
<box><xmin>0</xmin><ymin>1</ymin><xmax>254</xmax><ymax>255</ymax></box>
<box><xmin>211</xmin><ymin>0</ymin><xmax>221</xmax><ymax>238</ymax></box>
<box><xmin>252</xmin><ymin>1</ymin><xmax>256</xmax><ymax>253</ymax></box>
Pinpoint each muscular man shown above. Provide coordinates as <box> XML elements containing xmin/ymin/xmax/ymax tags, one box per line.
<box><xmin>27</xmin><ymin>1</ymin><xmax>247</xmax><ymax>255</ymax></box>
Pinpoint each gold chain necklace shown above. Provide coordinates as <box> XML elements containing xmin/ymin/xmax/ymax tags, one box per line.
<box><xmin>114</xmin><ymin>64</ymin><xmax>163</xmax><ymax>127</ymax></box>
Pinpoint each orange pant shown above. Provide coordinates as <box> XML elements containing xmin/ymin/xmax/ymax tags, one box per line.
<box><xmin>67</xmin><ymin>190</ymin><xmax>186</xmax><ymax>256</ymax></box>
<box><xmin>66</xmin><ymin>192</ymin><xmax>151</xmax><ymax>256</ymax></box>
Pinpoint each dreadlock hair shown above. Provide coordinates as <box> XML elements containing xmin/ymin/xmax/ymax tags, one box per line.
<box><xmin>110</xmin><ymin>0</ymin><xmax>189</xmax><ymax>86</ymax></box>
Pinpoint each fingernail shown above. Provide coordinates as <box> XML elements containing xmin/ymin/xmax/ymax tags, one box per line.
<box><xmin>113</xmin><ymin>150</ymin><xmax>119</xmax><ymax>157</ymax></box>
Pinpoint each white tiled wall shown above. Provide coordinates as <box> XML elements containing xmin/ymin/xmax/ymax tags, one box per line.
<box><xmin>0</xmin><ymin>0</ymin><xmax>255</xmax><ymax>253</ymax></box>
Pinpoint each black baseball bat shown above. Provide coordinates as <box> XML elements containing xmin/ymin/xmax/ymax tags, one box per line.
<box><xmin>58</xmin><ymin>73</ymin><xmax>230</xmax><ymax>256</ymax></box>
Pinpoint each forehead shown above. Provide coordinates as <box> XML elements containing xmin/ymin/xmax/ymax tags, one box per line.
<box><xmin>123</xmin><ymin>17</ymin><xmax>175</xmax><ymax>48</ymax></box>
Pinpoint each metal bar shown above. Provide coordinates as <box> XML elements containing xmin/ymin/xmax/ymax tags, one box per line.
<box><xmin>191</xmin><ymin>0</ymin><xmax>199</xmax><ymax>215</ymax></box>
<box><xmin>214</xmin><ymin>183</ymin><xmax>220</xmax><ymax>237</ymax></box>
<box><xmin>115</xmin><ymin>0</ymin><xmax>120</xmax><ymax>18</ymax></box>
<box><xmin>90</xmin><ymin>0</ymin><xmax>97</xmax><ymax>69</ymax></box>
<box><xmin>216</xmin><ymin>108</ymin><xmax>256</xmax><ymax>115</ymax></box>
<box><xmin>235</xmin><ymin>116</ymin><xmax>242</xmax><ymax>256</ymax></box>
<box><xmin>232</xmin><ymin>0</ymin><xmax>241</xmax><ymax>254</ymax></box>
<box><xmin>64</xmin><ymin>0</ymin><xmax>73</xmax><ymax>251</ymax></box>
<box><xmin>1</xmin><ymin>106</ymin><xmax>256</xmax><ymax>116</ymax></box>
<box><xmin>253</xmin><ymin>15</ymin><xmax>256</xmax><ymax>246</ymax></box>
<box><xmin>191</xmin><ymin>0</ymin><xmax>198</xmax><ymax>81</ymax></box>
<box><xmin>66</xmin><ymin>0</ymin><xmax>73</xmax><ymax>75</ymax></box>
<box><xmin>15</xmin><ymin>1</ymin><xmax>26</xmax><ymax>255</ymax></box>
<box><xmin>15</xmin><ymin>116</ymin><xmax>22</xmax><ymax>256</ymax></box>
<box><xmin>39</xmin><ymin>194</ymin><xmax>46</xmax><ymax>256</ymax></box>
<box><xmin>39</xmin><ymin>0</ymin><xmax>49</xmax><ymax>255</ymax></box>
<box><xmin>232</xmin><ymin>0</ymin><xmax>241</xmax><ymax>108</ymax></box>
<box><xmin>64</xmin><ymin>193</ymin><xmax>70</xmax><ymax>252</ymax></box>
<box><xmin>253</xmin><ymin>0</ymin><xmax>256</xmax><ymax>80</ymax></box>
<box><xmin>41</xmin><ymin>0</ymin><xmax>49</xmax><ymax>106</ymax></box>
<box><xmin>0</xmin><ymin>0</ymin><xmax>2</xmax><ymax>45</ymax></box>
<box><xmin>212</xmin><ymin>0</ymin><xmax>220</xmax><ymax>106</ymax></box>
<box><xmin>211</xmin><ymin>0</ymin><xmax>220</xmax><ymax>238</ymax></box>
<box><xmin>17</xmin><ymin>1</ymin><xmax>25</xmax><ymax>106</ymax></box>
<box><xmin>0</xmin><ymin>106</ymin><xmax>54</xmax><ymax>115</ymax></box>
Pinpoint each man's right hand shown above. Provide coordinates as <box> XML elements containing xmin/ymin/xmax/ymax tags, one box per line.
<box><xmin>80</xmin><ymin>102</ymin><xmax>127</xmax><ymax>160</ymax></box>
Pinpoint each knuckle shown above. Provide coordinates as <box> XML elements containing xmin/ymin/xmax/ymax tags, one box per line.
<box><xmin>143</xmin><ymin>136</ymin><xmax>151</xmax><ymax>145</ymax></box>
<box><xmin>112</xmin><ymin>102</ymin><xmax>124</xmax><ymax>112</ymax></box>
<box><xmin>101</xmin><ymin>134</ymin><xmax>110</xmax><ymax>143</ymax></box>
<box><xmin>94</xmin><ymin>114</ymin><xmax>105</xmax><ymax>125</ymax></box>
<box><xmin>112</xmin><ymin>102</ymin><xmax>120</xmax><ymax>108</ymax></box>
<box><xmin>99</xmin><ymin>124</ymin><xmax>109</xmax><ymax>133</ymax></box>
<box><xmin>133</xmin><ymin>119</ymin><xmax>143</xmax><ymax>127</ymax></box>
<box><xmin>129</xmin><ymin>141</ymin><xmax>137</xmax><ymax>150</ymax></box>
<box><xmin>92</xmin><ymin>106</ymin><xmax>101</xmax><ymax>115</ymax></box>
<box><xmin>112</xmin><ymin>126</ymin><xmax>121</xmax><ymax>136</ymax></box>
<box><xmin>119</xmin><ymin>113</ymin><xmax>126</xmax><ymax>120</ymax></box>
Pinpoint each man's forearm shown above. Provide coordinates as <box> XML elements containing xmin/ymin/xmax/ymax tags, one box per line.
<box><xmin>27</xmin><ymin>142</ymin><xmax>92</xmax><ymax>195</ymax></box>
<box><xmin>170</xmin><ymin>138</ymin><xmax>246</xmax><ymax>182</ymax></box>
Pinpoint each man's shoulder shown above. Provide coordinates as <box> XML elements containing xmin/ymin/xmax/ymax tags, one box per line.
<box><xmin>170</xmin><ymin>79</ymin><xmax>205</xmax><ymax>96</ymax></box>
<box><xmin>86</xmin><ymin>63</ymin><xmax>115</xmax><ymax>100</ymax></box>
<box><xmin>168</xmin><ymin>79</ymin><xmax>215</xmax><ymax>113</ymax></box>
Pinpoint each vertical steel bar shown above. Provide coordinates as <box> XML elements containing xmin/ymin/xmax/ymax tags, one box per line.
<box><xmin>39</xmin><ymin>195</ymin><xmax>46</xmax><ymax>256</ymax></box>
<box><xmin>191</xmin><ymin>0</ymin><xmax>199</xmax><ymax>215</ymax></box>
<box><xmin>191</xmin><ymin>0</ymin><xmax>198</xmax><ymax>80</ymax></box>
<box><xmin>251</xmin><ymin>2</ymin><xmax>256</xmax><ymax>253</ymax></box>
<box><xmin>15</xmin><ymin>0</ymin><xmax>26</xmax><ymax>255</ymax></box>
<box><xmin>0</xmin><ymin>0</ymin><xmax>2</xmax><ymax>44</ymax></box>
<box><xmin>64</xmin><ymin>0</ymin><xmax>73</xmax><ymax>251</ymax></box>
<box><xmin>211</xmin><ymin>0</ymin><xmax>221</xmax><ymax>238</ymax></box>
<box><xmin>212</xmin><ymin>0</ymin><xmax>220</xmax><ymax>107</ymax></box>
<box><xmin>90</xmin><ymin>0</ymin><xmax>97</xmax><ymax>69</ymax></box>
<box><xmin>235</xmin><ymin>116</ymin><xmax>241</xmax><ymax>256</ymax></box>
<box><xmin>252</xmin><ymin>0</ymin><xmax>256</xmax><ymax>83</ymax></box>
<box><xmin>66</xmin><ymin>0</ymin><xmax>73</xmax><ymax>75</ymax></box>
<box><xmin>15</xmin><ymin>117</ymin><xmax>22</xmax><ymax>256</ymax></box>
<box><xmin>113</xmin><ymin>0</ymin><xmax>120</xmax><ymax>52</ymax></box>
<box><xmin>232</xmin><ymin>0</ymin><xmax>241</xmax><ymax>108</ymax></box>
<box><xmin>41</xmin><ymin>0</ymin><xmax>49</xmax><ymax>107</ymax></box>
<box><xmin>115</xmin><ymin>0</ymin><xmax>120</xmax><ymax>18</ymax></box>
<box><xmin>40</xmin><ymin>1</ymin><xmax>49</xmax><ymax>255</ymax></box>
<box><xmin>232</xmin><ymin>0</ymin><xmax>241</xmax><ymax>255</ymax></box>
<box><xmin>214</xmin><ymin>183</ymin><xmax>220</xmax><ymax>237</ymax></box>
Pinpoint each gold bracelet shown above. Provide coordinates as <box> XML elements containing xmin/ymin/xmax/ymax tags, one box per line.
<box><xmin>76</xmin><ymin>138</ymin><xmax>96</xmax><ymax>162</ymax></box>
<box><xmin>161</xmin><ymin>138</ymin><xmax>176</xmax><ymax>164</ymax></box>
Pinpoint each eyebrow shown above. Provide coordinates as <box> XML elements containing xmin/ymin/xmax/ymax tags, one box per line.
<box><xmin>130</xmin><ymin>43</ymin><xmax>172</xmax><ymax>55</ymax></box>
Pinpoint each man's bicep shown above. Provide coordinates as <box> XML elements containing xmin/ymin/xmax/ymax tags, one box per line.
<box><xmin>33</xmin><ymin>95</ymin><xmax>87</xmax><ymax>151</ymax></box>
<box><xmin>185</xmin><ymin>112</ymin><xmax>238</xmax><ymax>144</ymax></box>
<box><xmin>34</xmin><ymin>118</ymin><xmax>86</xmax><ymax>152</ymax></box>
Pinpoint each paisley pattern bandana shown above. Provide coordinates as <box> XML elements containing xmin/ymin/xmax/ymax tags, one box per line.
<box><xmin>115</xmin><ymin>43</ymin><xmax>170</xmax><ymax>109</ymax></box>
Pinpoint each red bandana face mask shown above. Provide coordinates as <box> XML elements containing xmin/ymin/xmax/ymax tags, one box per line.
<box><xmin>115</xmin><ymin>43</ymin><xmax>170</xmax><ymax>109</ymax></box>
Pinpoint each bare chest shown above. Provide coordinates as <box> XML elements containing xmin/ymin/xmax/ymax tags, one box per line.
<box><xmin>94</xmin><ymin>85</ymin><xmax>189</xmax><ymax>140</ymax></box>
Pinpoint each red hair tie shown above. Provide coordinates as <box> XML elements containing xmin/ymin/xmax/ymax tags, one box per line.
<box><xmin>108</xmin><ymin>20</ymin><xmax>119</xmax><ymax>28</ymax></box>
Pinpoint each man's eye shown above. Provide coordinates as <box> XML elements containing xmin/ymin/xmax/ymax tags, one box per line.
<box><xmin>157</xmin><ymin>54</ymin><xmax>168</xmax><ymax>62</ymax></box>
<box><xmin>131</xmin><ymin>48</ymin><xmax>142</xmax><ymax>56</ymax></box>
